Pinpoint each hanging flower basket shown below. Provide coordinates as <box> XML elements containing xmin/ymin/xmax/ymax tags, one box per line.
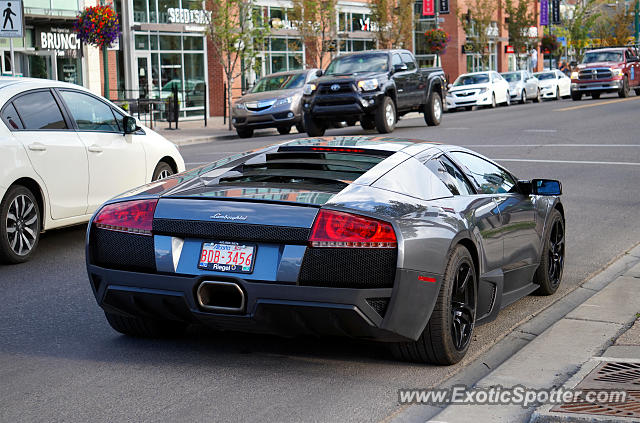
<box><xmin>424</xmin><ymin>28</ymin><xmax>450</xmax><ymax>55</ymax></box>
<box><xmin>540</xmin><ymin>34</ymin><xmax>559</xmax><ymax>55</ymax></box>
<box><xmin>73</xmin><ymin>5</ymin><xmax>120</xmax><ymax>48</ymax></box>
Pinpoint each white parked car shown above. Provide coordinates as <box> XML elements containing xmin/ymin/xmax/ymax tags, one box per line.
<box><xmin>501</xmin><ymin>70</ymin><xmax>541</xmax><ymax>103</ymax></box>
<box><xmin>0</xmin><ymin>77</ymin><xmax>185</xmax><ymax>263</ymax></box>
<box><xmin>533</xmin><ymin>70</ymin><xmax>571</xmax><ymax>100</ymax></box>
<box><xmin>445</xmin><ymin>71</ymin><xmax>511</xmax><ymax>111</ymax></box>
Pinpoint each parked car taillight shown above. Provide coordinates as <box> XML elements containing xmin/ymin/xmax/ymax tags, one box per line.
<box><xmin>309</xmin><ymin>209</ymin><xmax>397</xmax><ymax>248</ymax></box>
<box><xmin>94</xmin><ymin>199</ymin><xmax>158</xmax><ymax>236</ymax></box>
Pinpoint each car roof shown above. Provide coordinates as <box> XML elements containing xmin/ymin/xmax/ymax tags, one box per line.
<box><xmin>279</xmin><ymin>136</ymin><xmax>442</xmax><ymax>154</ymax></box>
<box><xmin>0</xmin><ymin>76</ymin><xmax>90</xmax><ymax>92</ymax></box>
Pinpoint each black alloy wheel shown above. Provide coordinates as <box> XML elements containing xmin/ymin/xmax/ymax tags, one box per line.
<box><xmin>547</xmin><ymin>218</ymin><xmax>565</xmax><ymax>289</ymax></box>
<box><xmin>450</xmin><ymin>261</ymin><xmax>476</xmax><ymax>352</ymax></box>
<box><xmin>533</xmin><ymin>209</ymin><xmax>565</xmax><ymax>295</ymax></box>
<box><xmin>390</xmin><ymin>245</ymin><xmax>476</xmax><ymax>365</ymax></box>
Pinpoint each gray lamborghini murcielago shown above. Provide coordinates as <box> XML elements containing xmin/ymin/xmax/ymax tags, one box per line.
<box><xmin>86</xmin><ymin>136</ymin><xmax>565</xmax><ymax>364</ymax></box>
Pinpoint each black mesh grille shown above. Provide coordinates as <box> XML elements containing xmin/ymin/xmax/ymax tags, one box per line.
<box><xmin>366</xmin><ymin>297</ymin><xmax>390</xmax><ymax>317</ymax></box>
<box><xmin>91</xmin><ymin>228</ymin><xmax>156</xmax><ymax>272</ymax></box>
<box><xmin>153</xmin><ymin>218</ymin><xmax>310</xmax><ymax>244</ymax></box>
<box><xmin>298</xmin><ymin>248</ymin><xmax>397</xmax><ymax>288</ymax></box>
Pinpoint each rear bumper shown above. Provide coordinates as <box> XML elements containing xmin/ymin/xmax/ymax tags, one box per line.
<box><xmin>87</xmin><ymin>264</ymin><xmax>441</xmax><ymax>342</ymax></box>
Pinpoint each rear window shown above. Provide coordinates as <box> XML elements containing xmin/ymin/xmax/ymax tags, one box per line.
<box><xmin>13</xmin><ymin>91</ymin><xmax>67</xmax><ymax>130</ymax></box>
<box><xmin>206</xmin><ymin>148</ymin><xmax>390</xmax><ymax>192</ymax></box>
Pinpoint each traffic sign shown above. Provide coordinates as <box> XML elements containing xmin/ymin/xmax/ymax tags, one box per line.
<box><xmin>0</xmin><ymin>0</ymin><xmax>22</xmax><ymax>37</ymax></box>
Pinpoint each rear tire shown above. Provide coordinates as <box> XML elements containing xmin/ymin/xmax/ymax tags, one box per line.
<box><xmin>534</xmin><ymin>89</ymin><xmax>541</xmax><ymax>103</ymax></box>
<box><xmin>104</xmin><ymin>311</ymin><xmax>186</xmax><ymax>338</ymax></box>
<box><xmin>571</xmin><ymin>91</ymin><xmax>582</xmax><ymax>101</ymax></box>
<box><xmin>555</xmin><ymin>87</ymin><xmax>560</xmax><ymax>100</ymax></box>
<box><xmin>521</xmin><ymin>90</ymin><xmax>527</xmax><ymax>104</ymax></box>
<box><xmin>360</xmin><ymin>116</ymin><xmax>376</xmax><ymax>130</ymax></box>
<box><xmin>304</xmin><ymin>113</ymin><xmax>326</xmax><ymax>137</ymax></box>
<box><xmin>490</xmin><ymin>93</ymin><xmax>496</xmax><ymax>108</ymax></box>
<box><xmin>236</xmin><ymin>127</ymin><xmax>254</xmax><ymax>138</ymax></box>
<box><xmin>533</xmin><ymin>209</ymin><xmax>565</xmax><ymax>296</ymax></box>
<box><xmin>0</xmin><ymin>185</ymin><xmax>41</xmax><ymax>264</ymax></box>
<box><xmin>295</xmin><ymin>122</ymin><xmax>305</xmax><ymax>133</ymax></box>
<box><xmin>277</xmin><ymin>126</ymin><xmax>291</xmax><ymax>135</ymax></box>
<box><xmin>424</xmin><ymin>92</ymin><xmax>442</xmax><ymax>126</ymax></box>
<box><xmin>375</xmin><ymin>96</ymin><xmax>396</xmax><ymax>133</ymax></box>
<box><xmin>390</xmin><ymin>245</ymin><xmax>476</xmax><ymax>365</ymax></box>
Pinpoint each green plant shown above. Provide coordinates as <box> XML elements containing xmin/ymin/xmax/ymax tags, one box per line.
<box><xmin>541</xmin><ymin>34</ymin><xmax>559</xmax><ymax>55</ymax></box>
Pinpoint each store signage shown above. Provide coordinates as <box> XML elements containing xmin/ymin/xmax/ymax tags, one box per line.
<box><xmin>167</xmin><ymin>8</ymin><xmax>211</xmax><ymax>25</ymax></box>
<box><xmin>505</xmin><ymin>45</ymin><xmax>514</xmax><ymax>54</ymax></box>
<box><xmin>422</xmin><ymin>0</ymin><xmax>434</xmax><ymax>16</ymax></box>
<box><xmin>37</xmin><ymin>27</ymin><xmax>80</xmax><ymax>51</ymax></box>
<box><xmin>551</xmin><ymin>0</ymin><xmax>561</xmax><ymax>24</ymax></box>
<box><xmin>540</xmin><ymin>0</ymin><xmax>548</xmax><ymax>26</ymax></box>
<box><xmin>0</xmin><ymin>0</ymin><xmax>23</xmax><ymax>37</ymax></box>
<box><xmin>439</xmin><ymin>0</ymin><xmax>449</xmax><ymax>14</ymax></box>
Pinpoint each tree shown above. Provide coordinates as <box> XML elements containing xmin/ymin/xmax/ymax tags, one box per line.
<box><xmin>591</xmin><ymin>0</ymin><xmax>635</xmax><ymax>47</ymax></box>
<box><xmin>289</xmin><ymin>0</ymin><xmax>337</xmax><ymax>68</ymax></box>
<box><xmin>457</xmin><ymin>0</ymin><xmax>499</xmax><ymax>69</ymax></box>
<box><xmin>207</xmin><ymin>0</ymin><xmax>270</xmax><ymax>130</ymax></box>
<box><xmin>369</xmin><ymin>0</ymin><xmax>413</xmax><ymax>49</ymax></box>
<box><xmin>561</xmin><ymin>0</ymin><xmax>599</xmax><ymax>62</ymax></box>
<box><xmin>504</xmin><ymin>0</ymin><xmax>538</xmax><ymax>69</ymax></box>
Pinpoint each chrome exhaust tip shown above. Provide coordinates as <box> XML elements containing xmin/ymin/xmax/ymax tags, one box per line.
<box><xmin>196</xmin><ymin>281</ymin><xmax>246</xmax><ymax>313</ymax></box>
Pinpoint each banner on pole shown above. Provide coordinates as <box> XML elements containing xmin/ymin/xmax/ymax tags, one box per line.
<box><xmin>423</xmin><ymin>0</ymin><xmax>434</xmax><ymax>16</ymax></box>
<box><xmin>551</xmin><ymin>0</ymin><xmax>561</xmax><ymax>24</ymax></box>
<box><xmin>540</xmin><ymin>0</ymin><xmax>549</xmax><ymax>26</ymax></box>
<box><xmin>439</xmin><ymin>0</ymin><xmax>449</xmax><ymax>15</ymax></box>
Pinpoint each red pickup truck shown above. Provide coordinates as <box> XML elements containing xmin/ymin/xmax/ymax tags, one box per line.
<box><xmin>570</xmin><ymin>47</ymin><xmax>640</xmax><ymax>100</ymax></box>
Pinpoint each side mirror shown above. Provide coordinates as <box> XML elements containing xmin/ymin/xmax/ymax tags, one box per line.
<box><xmin>531</xmin><ymin>179</ymin><xmax>562</xmax><ymax>195</ymax></box>
<box><xmin>316</xmin><ymin>69</ymin><xmax>324</xmax><ymax>77</ymax></box>
<box><xmin>393</xmin><ymin>63</ymin><xmax>408</xmax><ymax>73</ymax></box>
<box><xmin>123</xmin><ymin>116</ymin><xmax>139</xmax><ymax>134</ymax></box>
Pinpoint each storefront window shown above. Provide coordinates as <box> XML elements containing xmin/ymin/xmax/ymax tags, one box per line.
<box><xmin>149</xmin><ymin>0</ymin><xmax>158</xmax><ymax>23</ymax></box>
<box><xmin>50</xmin><ymin>0</ymin><xmax>79</xmax><ymax>11</ymax></box>
<box><xmin>271</xmin><ymin>38</ymin><xmax>286</xmax><ymax>52</ymax></box>
<box><xmin>28</xmin><ymin>55</ymin><xmax>51</xmax><ymax>79</ymax></box>
<box><xmin>337</xmin><ymin>39</ymin><xmax>375</xmax><ymax>54</ymax></box>
<box><xmin>183</xmin><ymin>36</ymin><xmax>203</xmax><ymax>50</ymax></box>
<box><xmin>135</xmin><ymin>34</ymin><xmax>149</xmax><ymax>50</ymax></box>
<box><xmin>57</xmin><ymin>57</ymin><xmax>81</xmax><ymax>85</ymax></box>
<box><xmin>133</xmin><ymin>0</ymin><xmax>148</xmax><ymax>23</ymax></box>
<box><xmin>158</xmin><ymin>0</ymin><xmax>179</xmax><ymax>24</ymax></box>
<box><xmin>160</xmin><ymin>35</ymin><xmax>181</xmax><ymax>50</ymax></box>
<box><xmin>261</xmin><ymin>37</ymin><xmax>304</xmax><ymax>74</ymax></box>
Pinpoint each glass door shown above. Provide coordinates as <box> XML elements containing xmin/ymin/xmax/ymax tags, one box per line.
<box><xmin>133</xmin><ymin>53</ymin><xmax>152</xmax><ymax>99</ymax></box>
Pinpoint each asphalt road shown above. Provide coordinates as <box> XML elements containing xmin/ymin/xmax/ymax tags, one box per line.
<box><xmin>2</xmin><ymin>93</ymin><xmax>640</xmax><ymax>422</ymax></box>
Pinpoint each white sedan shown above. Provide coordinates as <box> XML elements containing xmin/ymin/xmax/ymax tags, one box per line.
<box><xmin>533</xmin><ymin>70</ymin><xmax>571</xmax><ymax>100</ymax></box>
<box><xmin>445</xmin><ymin>71</ymin><xmax>511</xmax><ymax>111</ymax></box>
<box><xmin>0</xmin><ymin>77</ymin><xmax>185</xmax><ymax>263</ymax></box>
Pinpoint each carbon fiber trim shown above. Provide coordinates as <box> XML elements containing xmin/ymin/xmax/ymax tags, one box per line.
<box><xmin>366</xmin><ymin>297</ymin><xmax>390</xmax><ymax>317</ymax></box>
<box><xmin>152</xmin><ymin>218</ymin><xmax>311</xmax><ymax>244</ymax></box>
<box><xmin>91</xmin><ymin>228</ymin><xmax>156</xmax><ymax>272</ymax></box>
<box><xmin>298</xmin><ymin>248</ymin><xmax>397</xmax><ymax>288</ymax></box>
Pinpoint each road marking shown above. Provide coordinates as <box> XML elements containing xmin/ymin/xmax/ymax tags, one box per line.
<box><xmin>495</xmin><ymin>158</ymin><xmax>640</xmax><ymax>166</ymax></box>
<box><xmin>523</xmin><ymin>129</ymin><xmax>557</xmax><ymax>133</ymax></box>
<box><xmin>463</xmin><ymin>144</ymin><xmax>640</xmax><ymax>148</ymax></box>
<box><xmin>555</xmin><ymin>96</ymin><xmax>640</xmax><ymax>111</ymax></box>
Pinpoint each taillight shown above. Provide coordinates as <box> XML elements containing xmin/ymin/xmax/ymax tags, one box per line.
<box><xmin>309</xmin><ymin>209</ymin><xmax>397</xmax><ymax>248</ymax></box>
<box><xmin>94</xmin><ymin>199</ymin><xmax>158</xmax><ymax>236</ymax></box>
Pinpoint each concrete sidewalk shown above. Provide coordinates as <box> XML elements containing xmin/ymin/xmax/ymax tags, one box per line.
<box><xmin>393</xmin><ymin>244</ymin><xmax>640</xmax><ymax>423</ymax></box>
<box><xmin>153</xmin><ymin>117</ymin><xmax>238</xmax><ymax>146</ymax></box>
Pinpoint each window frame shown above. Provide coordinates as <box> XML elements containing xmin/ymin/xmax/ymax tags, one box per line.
<box><xmin>2</xmin><ymin>88</ymin><xmax>74</xmax><ymax>132</ymax></box>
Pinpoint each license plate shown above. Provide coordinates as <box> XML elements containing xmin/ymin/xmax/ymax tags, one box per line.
<box><xmin>198</xmin><ymin>242</ymin><xmax>256</xmax><ymax>273</ymax></box>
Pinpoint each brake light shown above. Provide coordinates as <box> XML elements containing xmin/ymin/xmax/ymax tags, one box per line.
<box><xmin>309</xmin><ymin>209</ymin><xmax>397</xmax><ymax>248</ymax></box>
<box><xmin>94</xmin><ymin>199</ymin><xmax>158</xmax><ymax>236</ymax></box>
